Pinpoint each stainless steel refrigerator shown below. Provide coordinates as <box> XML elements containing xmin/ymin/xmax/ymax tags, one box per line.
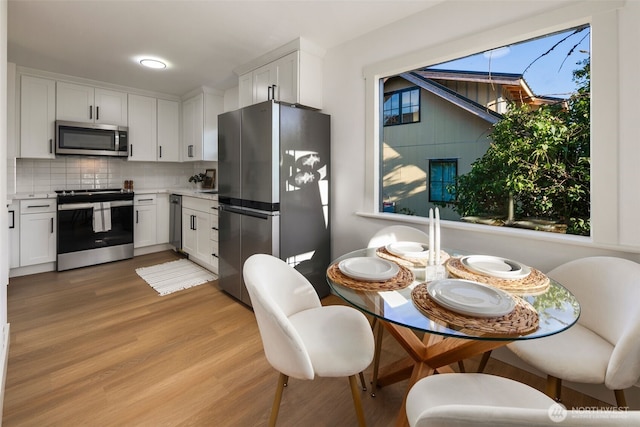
<box><xmin>218</xmin><ymin>100</ymin><xmax>330</xmax><ymax>306</ymax></box>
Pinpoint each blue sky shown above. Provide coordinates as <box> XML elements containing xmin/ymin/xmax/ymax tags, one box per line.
<box><xmin>429</xmin><ymin>26</ymin><xmax>590</xmax><ymax>99</ymax></box>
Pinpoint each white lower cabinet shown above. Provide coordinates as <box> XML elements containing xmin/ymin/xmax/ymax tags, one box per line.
<box><xmin>182</xmin><ymin>196</ymin><xmax>217</xmax><ymax>272</ymax></box>
<box><xmin>8</xmin><ymin>201</ymin><xmax>20</xmax><ymax>269</ymax></box>
<box><xmin>134</xmin><ymin>195</ymin><xmax>157</xmax><ymax>248</ymax></box>
<box><xmin>156</xmin><ymin>194</ymin><xmax>170</xmax><ymax>244</ymax></box>
<box><xmin>19</xmin><ymin>199</ymin><xmax>56</xmax><ymax>267</ymax></box>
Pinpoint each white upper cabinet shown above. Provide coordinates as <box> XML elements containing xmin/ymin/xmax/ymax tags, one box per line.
<box><xmin>127</xmin><ymin>94</ymin><xmax>157</xmax><ymax>161</ymax></box>
<box><xmin>56</xmin><ymin>82</ymin><xmax>127</xmax><ymax>125</ymax></box>
<box><xmin>20</xmin><ymin>75</ymin><xmax>56</xmax><ymax>159</ymax></box>
<box><xmin>182</xmin><ymin>90</ymin><xmax>223</xmax><ymax>162</ymax></box>
<box><xmin>157</xmin><ymin>99</ymin><xmax>180</xmax><ymax>162</ymax></box>
<box><xmin>237</xmin><ymin>41</ymin><xmax>324</xmax><ymax>110</ymax></box>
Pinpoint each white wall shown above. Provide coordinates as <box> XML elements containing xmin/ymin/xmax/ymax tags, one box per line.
<box><xmin>321</xmin><ymin>0</ymin><xmax>640</xmax><ymax>406</ymax></box>
<box><xmin>322</xmin><ymin>0</ymin><xmax>640</xmax><ymax>270</ymax></box>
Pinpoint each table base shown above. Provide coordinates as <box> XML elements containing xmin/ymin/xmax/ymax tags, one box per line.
<box><xmin>372</xmin><ymin>320</ymin><xmax>511</xmax><ymax>427</ymax></box>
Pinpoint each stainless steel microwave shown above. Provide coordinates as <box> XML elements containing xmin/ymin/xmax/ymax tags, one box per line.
<box><xmin>55</xmin><ymin>121</ymin><xmax>128</xmax><ymax>157</ymax></box>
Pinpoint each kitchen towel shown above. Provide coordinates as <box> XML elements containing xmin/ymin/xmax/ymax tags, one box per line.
<box><xmin>93</xmin><ymin>202</ymin><xmax>112</xmax><ymax>232</ymax></box>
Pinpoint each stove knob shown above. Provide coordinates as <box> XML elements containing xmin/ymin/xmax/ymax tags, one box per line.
<box><xmin>70</xmin><ymin>190</ymin><xmax>75</xmax><ymax>196</ymax></box>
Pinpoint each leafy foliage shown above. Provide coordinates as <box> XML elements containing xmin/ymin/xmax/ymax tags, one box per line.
<box><xmin>449</xmin><ymin>59</ymin><xmax>590</xmax><ymax>235</ymax></box>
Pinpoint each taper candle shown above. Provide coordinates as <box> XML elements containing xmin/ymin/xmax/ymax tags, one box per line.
<box><xmin>435</xmin><ymin>207</ymin><xmax>441</xmax><ymax>265</ymax></box>
<box><xmin>428</xmin><ymin>208</ymin><xmax>435</xmax><ymax>266</ymax></box>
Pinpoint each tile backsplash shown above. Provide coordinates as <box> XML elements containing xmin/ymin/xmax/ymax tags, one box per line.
<box><xmin>13</xmin><ymin>157</ymin><xmax>216</xmax><ymax>194</ymax></box>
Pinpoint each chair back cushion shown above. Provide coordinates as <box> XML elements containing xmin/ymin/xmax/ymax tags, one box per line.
<box><xmin>368</xmin><ymin>225</ymin><xmax>430</xmax><ymax>248</ymax></box>
<box><xmin>243</xmin><ymin>254</ymin><xmax>318</xmax><ymax>379</ymax></box>
<box><xmin>548</xmin><ymin>256</ymin><xmax>640</xmax><ymax>388</ymax></box>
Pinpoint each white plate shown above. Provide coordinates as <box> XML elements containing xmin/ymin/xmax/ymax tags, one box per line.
<box><xmin>427</xmin><ymin>279</ymin><xmax>515</xmax><ymax>317</ymax></box>
<box><xmin>339</xmin><ymin>257</ymin><xmax>400</xmax><ymax>282</ymax></box>
<box><xmin>386</xmin><ymin>241</ymin><xmax>429</xmax><ymax>258</ymax></box>
<box><xmin>460</xmin><ymin>255</ymin><xmax>531</xmax><ymax>279</ymax></box>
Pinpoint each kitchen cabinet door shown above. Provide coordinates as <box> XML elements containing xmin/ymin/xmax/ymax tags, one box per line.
<box><xmin>253</xmin><ymin>62</ymin><xmax>278</xmax><ymax>105</ymax></box>
<box><xmin>128</xmin><ymin>94</ymin><xmax>157</xmax><ymax>161</ymax></box>
<box><xmin>20</xmin><ymin>75</ymin><xmax>56</xmax><ymax>159</ymax></box>
<box><xmin>8</xmin><ymin>202</ymin><xmax>20</xmax><ymax>269</ymax></box>
<box><xmin>157</xmin><ymin>99</ymin><xmax>180</xmax><ymax>162</ymax></box>
<box><xmin>56</xmin><ymin>81</ymin><xmax>94</xmax><ymax>122</ymax></box>
<box><xmin>238</xmin><ymin>73</ymin><xmax>254</xmax><ymax>109</ymax></box>
<box><xmin>20</xmin><ymin>211</ymin><xmax>56</xmax><ymax>267</ymax></box>
<box><xmin>134</xmin><ymin>196</ymin><xmax>157</xmax><ymax>248</ymax></box>
<box><xmin>156</xmin><ymin>193</ymin><xmax>170</xmax><ymax>244</ymax></box>
<box><xmin>193</xmin><ymin>209</ymin><xmax>211</xmax><ymax>265</ymax></box>
<box><xmin>57</xmin><ymin>82</ymin><xmax>127</xmax><ymax>125</ymax></box>
<box><xmin>94</xmin><ymin>88</ymin><xmax>128</xmax><ymax>125</ymax></box>
<box><xmin>182</xmin><ymin>92</ymin><xmax>222</xmax><ymax>161</ymax></box>
<box><xmin>182</xmin><ymin>94</ymin><xmax>203</xmax><ymax>161</ymax></box>
<box><xmin>182</xmin><ymin>209</ymin><xmax>197</xmax><ymax>254</ymax></box>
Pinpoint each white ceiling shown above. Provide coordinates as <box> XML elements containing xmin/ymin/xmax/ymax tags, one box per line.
<box><xmin>8</xmin><ymin>0</ymin><xmax>442</xmax><ymax>97</ymax></box>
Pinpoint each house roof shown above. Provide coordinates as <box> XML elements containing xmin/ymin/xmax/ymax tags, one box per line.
<box><xmin>400</xmin><ymin>71</ymin><xmax>504</xmax><ymax>124</ymax></box>
<box><xmin>415</xmin><ymin>69</ymin><xmax>563</xmax><ymax>107</ymax></box>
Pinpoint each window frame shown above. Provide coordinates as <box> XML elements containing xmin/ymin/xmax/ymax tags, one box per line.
<box><xmin>428</xmin><ymin>158</ymin><xmax>457</xmax><ymax>203</ymax></box>
<box><xmin>362</xmin><ymin>2</ymin><xmax>621</xmax><ymax>248</ymax></box>
<box><xmin>383</xmin><ymin>86</ymin><xmax>421</xmax><ymax>126</ymax></box>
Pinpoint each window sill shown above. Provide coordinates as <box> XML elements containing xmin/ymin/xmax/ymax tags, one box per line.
<box><xmin>355</xmin><ymin>211</ymin><xmax>639</xmax><ymax>254</ymax></box>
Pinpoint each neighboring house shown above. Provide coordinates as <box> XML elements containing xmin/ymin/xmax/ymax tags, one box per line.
<box><xmin>381</xmin><ymin>68</ymin><xmax>557</xmax><ymax>220</ymax></box>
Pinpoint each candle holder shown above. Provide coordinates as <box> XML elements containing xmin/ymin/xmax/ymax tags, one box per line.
<box><xmin>425</xmin><ymin>264</ymin><xmax>447</xmax><ymax>282</ymax></box>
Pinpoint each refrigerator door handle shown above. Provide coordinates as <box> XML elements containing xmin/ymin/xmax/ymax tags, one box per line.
<box><xmin>220</xmin><ymin>204</ymin><xmax>271</xmax><ymax>220</ymax></box>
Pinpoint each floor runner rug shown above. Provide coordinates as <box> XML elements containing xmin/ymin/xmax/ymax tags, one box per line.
<box><xmin>136</xmin><ymin>259</ymin><xmax>217</xmax><ymax>296</ymax></box>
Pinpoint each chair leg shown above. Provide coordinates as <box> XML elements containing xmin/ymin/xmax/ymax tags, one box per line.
<box><xmin>457</xmin><ymin>361</ymin><xmax>466</xmax><ymax>373</ymax></box>
<box><xmin>370</xmin><ymin>319</ymin><xmax>384</xmax><ymax>396</ymax></box>
<box><xmin>614</xmin><ymin>389</ymin><xmax>627</xmax><ymax>408</ymax></box>
<box><xmin>269</xmin><ymin>373</ymin><xmax>288</xmax><ymax>427</ymax></box>
<box><xmin>359</xmin><ymin>371</ymin><xmax>367</xmax><ymax>391</ymax></box>
<box><xmin>477</xmin><ymin>350</ymin><xmax>492</xmax><ymax>373</ymax></box>
<box><xmin>546</xmin><ymin>375</ymin><xmax>562</xmax><ymax>402</ymax></box>
<box><xmin>349</xmin><ymin>375</ymin><xmax>367</xmax><ymax>427</ymax></box>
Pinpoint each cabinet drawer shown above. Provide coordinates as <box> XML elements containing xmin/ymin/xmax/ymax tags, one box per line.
<box><xmin>134</xmin><ymin>194</ymin><xmax>157</xmax><ymax>205</ymax></box>
<box><xmin>183</xmin><ymin>196</ymin><xmax>215</xmax><ymax>213</ymax></box>
<box><xmin>20</xmin><ymin>199</ymin><xmax>56</xmax><ymax>213</ymax></box>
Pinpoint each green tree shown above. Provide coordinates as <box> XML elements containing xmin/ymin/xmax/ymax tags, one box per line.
<box><xmin>449</xmin><ymin>59</ymin><xmax>590</xmax><ymax>235</ymax></box>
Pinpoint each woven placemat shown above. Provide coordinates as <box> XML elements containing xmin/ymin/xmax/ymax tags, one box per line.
<box><xmin>327</xmin><ymin>262</ymin><xmax>414</xmax><ymax>291</ymax></box>
<box><xmin>445</xmin><ymin>257</ymin><xmax>550</xmax><ymax>295</ymax></box>
<box><xmin>375</xmin><ymin>246</ymin><xmax>450</xmax><ymax>268</ymax></box>
<box><xmin>411</xmin><ymin>283</ymin><xmax>539</xmax><ymax>336</ymax></box>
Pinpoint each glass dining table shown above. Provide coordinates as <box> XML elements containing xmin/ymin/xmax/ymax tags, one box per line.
<box><xmin>326</xmin><ymin>247</ymin><xmax>580</xmax><ymax>427</ymax></box>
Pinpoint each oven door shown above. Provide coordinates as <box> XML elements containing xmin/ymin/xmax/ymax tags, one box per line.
<box><xmin>57</xmin><ymin>200</ymin><xmax>134</xmax><ymax>255</ymax></box>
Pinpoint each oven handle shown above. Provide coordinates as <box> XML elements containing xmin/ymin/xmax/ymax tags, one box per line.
<box><xmin>58</xmin><ymin>200</ymin><xmax>133</xmax><ymax>211</ymax></box>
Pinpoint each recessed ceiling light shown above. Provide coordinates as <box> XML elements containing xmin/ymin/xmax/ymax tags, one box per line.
<box><xmin>140</xmin><ymin>59</ymin><xmax>167</xmax><ymax>69</ymax></box>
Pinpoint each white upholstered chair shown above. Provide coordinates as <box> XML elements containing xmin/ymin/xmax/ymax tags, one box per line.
<box><xmin>406</xmin><ymin>373</ymin><xmax>640</xmax><ymax>427</ymax></box>
<box><xmin>367</xmin><ymin>224</ymin><xmax>430</xmax><ymax>248</ymax></box>
<box><xmin>508</xmin><ymin>256</ymin><xmax>640</xmax><ymax>407</ymax></box>
<box><xmin>243</xmin><ymin>254</ymin><xmax>375</xmax><ymax>426</ymax></box>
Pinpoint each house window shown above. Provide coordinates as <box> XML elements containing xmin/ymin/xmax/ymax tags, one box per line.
<box><xmin>429</xmin><ymin>159</ymin><xmax>457</xmax><ymax>203</ymax></box>
<box><xmin>383</xmin><ymin>87</ymin><xmax>420</xmax><ymax>126</ymax></box>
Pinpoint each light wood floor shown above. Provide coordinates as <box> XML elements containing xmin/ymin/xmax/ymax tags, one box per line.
<box><xmin>4</xmin><ymin>251</ymin><xmax>609</xmax><ymax>426</ymax></box>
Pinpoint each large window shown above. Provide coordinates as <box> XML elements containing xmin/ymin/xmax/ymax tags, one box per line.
<box><xmin>383</xmin><ymin>87</ymin><xmax>420</xmax><ymax>126</ymax></box>
<box><xmin>379</xmin><ymin>25</ymin><xmax>591</xmax><ymax>236</ymax></box>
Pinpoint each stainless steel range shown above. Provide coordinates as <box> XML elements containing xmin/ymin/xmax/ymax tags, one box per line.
<box><xmin>56</xmin><ymin>188</ymin><xmax>134</xmax><ymax>271</ymax></box>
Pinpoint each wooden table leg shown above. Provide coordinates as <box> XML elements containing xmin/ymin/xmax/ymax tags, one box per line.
<box><xmin>373</xmin><ymin>320</ymin><xmax>512</xmax><ymax>427</ymax></box>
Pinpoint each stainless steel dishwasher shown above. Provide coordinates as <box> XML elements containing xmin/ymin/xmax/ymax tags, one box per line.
<box><xmin>169</xmin><ymin>194</ymin><xmax>182</xmax><ymax>251</ymax></box>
